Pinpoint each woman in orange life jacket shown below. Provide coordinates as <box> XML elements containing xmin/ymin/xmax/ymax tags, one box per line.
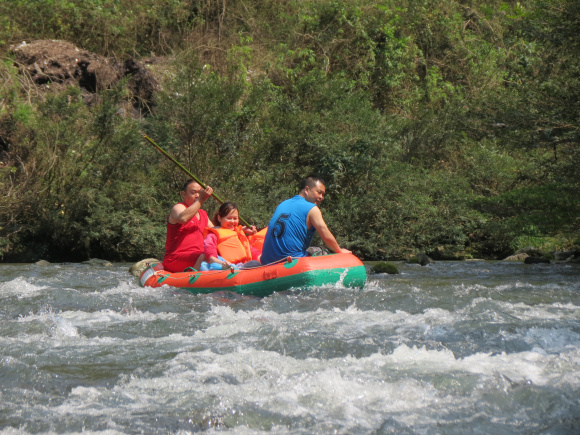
<box><xmin>202</xmin><ymin>202</ymin><xmax>262</xmax><ymax>270</ymax></box>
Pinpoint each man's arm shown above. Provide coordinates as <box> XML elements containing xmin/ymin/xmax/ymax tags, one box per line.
<box><xmin>307</xmin><ymin>207</ymin><xmax>352</xmax><ymax>254</ymax></box>
<box><xmin>168</xmin><ymin>186</ymin><xmax>213</xmax><ymax>224</ymax></box>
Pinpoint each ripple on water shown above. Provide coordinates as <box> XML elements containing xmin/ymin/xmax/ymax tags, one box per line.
<box><xmin>1</xmin><ymin>261</ymin><xmax>579</xmax><ymax>433</ymax></box>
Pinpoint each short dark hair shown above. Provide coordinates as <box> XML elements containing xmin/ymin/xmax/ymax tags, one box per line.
<box><xmin>212</xmin><ymin>202</ymin><xmax>238</xmax><ymax>226</ymax></box>
<box><xmin>182</xmin><ymin>179</ymin><xmax>200</xmax><ymax>192</ymax></box>
<box><xmin>299</xmin><ymin>176</ymin><xmax>325</xmax><ymax>192</ymax></box>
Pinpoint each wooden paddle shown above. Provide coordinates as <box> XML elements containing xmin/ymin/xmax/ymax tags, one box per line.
<box><xmin>143</xmin><ymin>134</ymin><xmax>252</xmax><ymax>227</ymax></box>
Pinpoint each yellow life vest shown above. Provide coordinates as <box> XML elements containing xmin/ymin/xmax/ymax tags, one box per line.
<box><xmin>205</xmin><ymin>226</ymin><xmax>253</xmax><ymax>264</ymax></box>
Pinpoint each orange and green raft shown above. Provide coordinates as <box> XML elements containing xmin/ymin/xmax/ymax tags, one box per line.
<box><xmin>139</xmin><ymin>253</ymin><xmax>367</xmax><ymax>297</ymax></box>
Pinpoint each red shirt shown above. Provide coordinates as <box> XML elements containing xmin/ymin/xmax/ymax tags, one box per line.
<box><xmin>162</xmin><ymin>204</ymin><xmax>209</xmax><ymax>272</ymax></box>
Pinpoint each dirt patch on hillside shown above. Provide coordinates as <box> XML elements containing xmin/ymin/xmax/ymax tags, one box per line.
<box><xmin>10</xmin><ymin>40</ymin><xmax>159</xmax><ymax>115</ymax></box>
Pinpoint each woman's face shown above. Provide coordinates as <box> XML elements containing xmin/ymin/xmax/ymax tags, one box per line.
<box><xmin>218</xmin><ymin>209</ymin><xmax>239</xmax><ymax>229</ymax></box>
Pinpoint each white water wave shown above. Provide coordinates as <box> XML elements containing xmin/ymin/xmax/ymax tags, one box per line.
<box><xmin>468</xmin><ymin>297</ymin><xmax>580</xmax><ymax>322</ymax></box>
<box><xmin>0</xmin><ymin>277</ymin><xmax>48</xmax><ymax>299</ymax></box>
<box><xmin>59</xmin><ymin>307</ymin><xmax>179</xmax><ymax>326</ymax></box>
<box><xmin>384</xmin><ymin>344</ymin><xmax>572</xmax><ymax>386</ymax></box>
<box><xmin>200</xmin><ymin>304</ymin><xmax>461</xmax><ymax>341</ymax></box>
<box><xmin>523</xmin><ymin>326</ymin><xmax>580</xmax><ymax>351</ymax></box>
<box><xmin>99</xmin><ymin>280</ymin><xmax>168</xmax><ymax>297</ymax></box>
<box><xmin>16</xmin><ymin>305</ymin><xmax>178</xmax><ymax>326</ymax></box>
<box><xmin>79</xmin><ymin>343</ymin><xmax>578</xmax><ymax>432</ymax></box>
<box><xmin>113</xmin><ymin>347</ymin><xmax>444</xmax><ymax>430</ymax></box>
<box><xmin>453</xmin><ymin>281</ymin><xmax>541</xmax><ymax>296</ymax></box>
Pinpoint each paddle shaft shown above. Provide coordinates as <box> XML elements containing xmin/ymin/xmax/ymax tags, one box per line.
<box><xmin>143</xmin><ymin>134</ymin><xmax>251</xmax><ymax>227</ymax></box>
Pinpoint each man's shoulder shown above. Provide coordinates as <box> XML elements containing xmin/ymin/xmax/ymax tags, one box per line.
<box><xmin>168</xmin><ymin>203</ymin><xmax>186</xmax><ymax>223</ymax></box>
<box><xmin>283</xmin><ymin>195</ymin><xmax>312</xmax><ymax>206</ymax></box>
<box><xmin>280</xmin><ymin>195</ymin><xmax>300</xmax><ymax>204</ymax></box>
<box><xmin>171</xmin><ymin>202</ymin><xmax>187</xmax><ymax>210</ymax></box>
<box><xmin>306</xmin><ymin>205</ymin><xmax>322</xmax><ymax>224</ymax></box>
<box><xmin>273</xmin><ymin>196</ymin><xmax>297</xmax><ymax>210</ymax></box>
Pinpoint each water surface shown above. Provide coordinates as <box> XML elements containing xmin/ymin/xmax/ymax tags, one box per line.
<box><xmin>1</xmin><ymin>260</ymin><xmax>579</xmax><ymax>433</ymax></box>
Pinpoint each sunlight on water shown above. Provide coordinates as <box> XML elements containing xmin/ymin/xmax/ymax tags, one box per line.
<box><xmin>0</xmin><ymin>261</ymin><xmax>579</xmax><ymax>433</ymax></box>
<box><xmin>0</xmin><ymin>277</ymin><xmax>47</xmax><ymax>299</ymax></box>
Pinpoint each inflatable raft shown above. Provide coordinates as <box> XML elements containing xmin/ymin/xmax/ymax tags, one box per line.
<box><xmin>139</xmin><ymin>253</ymin><xmax>367</xmax><ymax>297</ymax></box>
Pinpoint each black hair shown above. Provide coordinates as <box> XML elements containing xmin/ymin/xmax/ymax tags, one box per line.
<box><xmin>298</xmin><ymin>176</ymin><xmax>325</xmax><ymax>192</ymax></box>
<box><xmin>182</xmin><ymin>179</ymin><xmax>200</xmax><ymax>192</ymax></box>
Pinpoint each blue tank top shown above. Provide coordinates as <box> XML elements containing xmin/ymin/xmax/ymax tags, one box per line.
<box><xmin>260</xmin><ymin>195</ymin><xmax>316</xmax><ymax>264</ymax></box>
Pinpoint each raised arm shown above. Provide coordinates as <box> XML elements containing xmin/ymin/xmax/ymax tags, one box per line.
<box><xmin>168</xmin><ymin>186</ymin><xmax>213</xmax><ymax>224</ymax></box>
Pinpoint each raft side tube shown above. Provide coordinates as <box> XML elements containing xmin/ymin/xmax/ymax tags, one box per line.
<box><xmin>138</xmin><ymin>253</ymin><xmax>367</xmax><ymax>296</ymax></box>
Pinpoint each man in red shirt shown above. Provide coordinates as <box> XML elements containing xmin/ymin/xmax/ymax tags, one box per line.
<box><xmin>162</xmin><ymin>180</ymin><xmax>215</xmax><ymax>272</ymax></box>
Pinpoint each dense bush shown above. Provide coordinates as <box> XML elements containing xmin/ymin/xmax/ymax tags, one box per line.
<box><xmin>0</xmin><ymin>82</ymin><xmax>167</xmax><ymax>261</ymax></box>
<box><xmin>0</xmin><ymin>0</ymin><xmax>578</xmax><ymax>261</ymax></box>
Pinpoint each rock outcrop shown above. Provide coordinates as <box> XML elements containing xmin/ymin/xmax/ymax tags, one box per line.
<box><xmin>10</xmin><ymin>40</ymin><xmax>160</xmax><ymax>116</ymax></box>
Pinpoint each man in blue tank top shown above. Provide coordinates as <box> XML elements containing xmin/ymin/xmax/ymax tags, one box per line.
<box><xmin>260</xmin><ymin>176</ymin><xmax>352</xmax><ymax>264</ymax></box>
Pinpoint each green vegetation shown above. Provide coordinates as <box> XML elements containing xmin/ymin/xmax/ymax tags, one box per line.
<box><xmin>0</xmin><ymin>0</ymin><xmax>578</xmax><ymax>262</ymax></box>
<box><xmin>370</xmin><ymin>262</ymin><xmax>399</xmax><ymax>275</ymax></box>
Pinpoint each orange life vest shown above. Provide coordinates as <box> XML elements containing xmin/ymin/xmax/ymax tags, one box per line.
<box><xmin>205</xmin><ymin>226</ymin><xmax>253</xmax><ymax>264</ymax></box>
<box><xmin>248</xmin><ymin>227</ymin><xmax>268</xmax><ymax>251</ymax></box>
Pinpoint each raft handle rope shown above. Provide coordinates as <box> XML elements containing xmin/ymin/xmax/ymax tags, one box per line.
<box><xmin>149</xmin><ymin>257</ymin><xmax>301</xmax><ymax>282</ymax></box>
<box><xmin>146</xmin><ymin>262</ymin><xmax>160</xmax><ymax>275</ymax></box>
<box><xmin>181</xmin><ymin>256</ymin><xmax>296</xmax><ymax>276</ymax></box>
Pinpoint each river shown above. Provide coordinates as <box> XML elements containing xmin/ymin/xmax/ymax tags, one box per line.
<box><xmin>1</xmin><ymin>260</ymin><xmax>579</xmax><ymax>434</ymax></box>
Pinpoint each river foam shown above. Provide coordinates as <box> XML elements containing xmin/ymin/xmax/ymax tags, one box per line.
<box><xmin>1</xmin><ymin>261</ymin><xmax>579</xmax><ymax>433</ymax></box>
